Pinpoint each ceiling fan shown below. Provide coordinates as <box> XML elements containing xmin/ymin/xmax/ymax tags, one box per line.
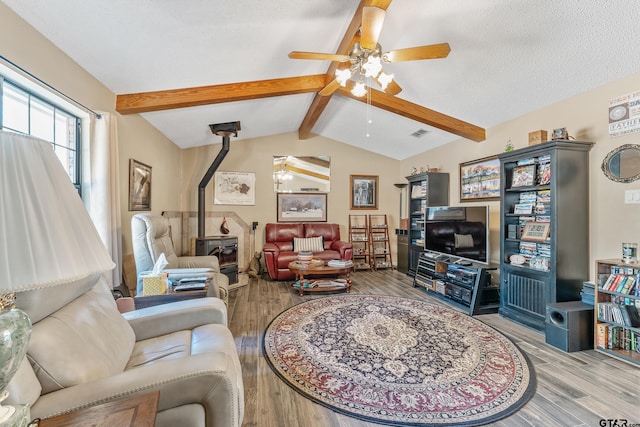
<box><xmin>116</xmin><ymin>0</ymin><xmax>485</xmax><ymax>143</ymax></box>
<box><xmin>288</xmin><ymin>2</ymin><xmax>451</xmax><ymax>98</ymax></box>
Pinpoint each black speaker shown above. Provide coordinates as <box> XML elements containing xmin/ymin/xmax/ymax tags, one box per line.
<box><xmin>545</xmin><ymin>301</ymin><xmax>594</xmax><ymax>352</ymax></box>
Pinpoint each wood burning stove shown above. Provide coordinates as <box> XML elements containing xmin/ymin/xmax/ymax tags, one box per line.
<box><xmin>195</xmin><ymin>236</ymin><xmax>238</xmax><ymax>285</ymax></box>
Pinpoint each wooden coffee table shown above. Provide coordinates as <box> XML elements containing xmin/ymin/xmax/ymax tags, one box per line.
<box><xmin>288</xmin><ymin>261</ymin><xmax>352</xmax><ymax>296</ymax></box>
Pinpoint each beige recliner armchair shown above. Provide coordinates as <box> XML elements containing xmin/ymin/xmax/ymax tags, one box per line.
<box><xmin>131</xmin><ymin>213</ymin><xmax>229</xmax><ymax>303</ymax></box>
<box><xmin>7</xmin><ymin>274</ymin><xmax>244</xmax><ymax>427</ymax></box>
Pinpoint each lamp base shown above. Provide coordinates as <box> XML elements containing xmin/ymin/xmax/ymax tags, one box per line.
<box><xmin>0</xmin><ymin>401</ymin><xmax>29</xmax><ymax>427</ymax></box>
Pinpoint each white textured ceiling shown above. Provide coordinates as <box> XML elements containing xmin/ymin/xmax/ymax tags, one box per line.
<box><xmin>3</xmin><ymin>0</ymin><xmax>640</xmax><ymax>159</ymax></box>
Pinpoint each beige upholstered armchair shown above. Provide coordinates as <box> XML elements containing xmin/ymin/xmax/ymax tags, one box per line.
<box><xmin>7</xmin><ymin>274</ymin><xmax>244</xmax><ymax>427</ymax></box>
<box><xmin>131</xmin><ymin>213</ymin><xmax>229</xmax><ymax>303</ymax></box>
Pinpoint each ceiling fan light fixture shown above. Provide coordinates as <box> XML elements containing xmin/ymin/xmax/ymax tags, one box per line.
<box><xmin>377</xmin><ymin>71</ymin><xmax>394</xmax><ymax>91</ymax></box>
<box><xmin>335</xmin><ymin>68</ymin><xmax>352</xmax><ymax>86</ymax></box>
<box><xmin>362</xmin><ymin>55</ymin><xmax>382</xmax><ymax>78</ymax></box>
<box><xmin>351</xmin><ymin>81</ymin><xmax>368</xmax><ymax>97</ymax></box>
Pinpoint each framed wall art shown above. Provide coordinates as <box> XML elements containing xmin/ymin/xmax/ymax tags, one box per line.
<box><xmin>129</xmin><ymin>159</ymin><xmax>152</xmax><ymax>211</ymax></box>
<box><xmin>214</xmin><ymin>171</ymin><xmax>256</xmax><ymax>205</ymax></box>
<box><xmin>277</xmin><ymin>193</ymin><xmax>327</xmax><ymax>222</ymax></box>
<box><xmin>350</xmin><ymin>174</ymin><xmax>378</xmax><ymax>209</ymax></box>
<box><xmin>459</xmin><ymin>156</ymin><xmax>501</xmax><ymax>201</ymax></box>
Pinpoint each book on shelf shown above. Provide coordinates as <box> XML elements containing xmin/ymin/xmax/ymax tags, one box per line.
<box><xmin>308</xmin><ymin>279</ymin><xmax>347</xmax><ymax>288</ymax></box>
<box><xmin>581</xmin><ymin>281</ymin><xmax>595</xmax><ymax>305</ymax></box>
<box><xmin>518</xmin><ymin>191</ymin><xmax>537</xmax><ymax>203</ymax></box>
<box><xmin>581</xmin><ymin>292</ymin><xmax>594</xmax><ymax>305</ymax></box>
<box><xmin>292</xmin><ymin>281</ymin><xmax>317</xmax><ymax>289</ymax></box>
<box><xmin>537</xmin><ymin>163</ymin><xmax>551</xmax><ymax>185</ymax></box>
<box><xmin>596</xmin><ymin>323</ymin><xmax>608</xmax><ymax>348</ymax></box>
<box><xmin>622</xmin><ymin>304</ymin><xmax>640</xmax><ymax>327</ymax></box>
<box><xmin>608</xmin><ymin>325</ymin><xmax>623</xmax><ymax>349</ymax></box>
<box><xmin>598</xmin><ymin>302</ymin><xmax>640</xmax><ymax>328</ymax></box>
<box><xmin>601</xmin><ymin>273</ymin><xmax>639</xmax><ymax>295</ymax></box>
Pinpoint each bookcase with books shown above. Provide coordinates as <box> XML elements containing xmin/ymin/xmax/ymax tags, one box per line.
<box><xmin>405</xmin><ymin>172</ymin><xmax>449</xmax><ymax>276</ymax></box>
<box><xmin>498</xmin><ymin>140</ymin><xmax>593</xmax><ymax>331</ymax></box>
<box><xmin>594</xmin><ymin>259</ymin><xmax>640</xmax><ymax>366</ymax></box>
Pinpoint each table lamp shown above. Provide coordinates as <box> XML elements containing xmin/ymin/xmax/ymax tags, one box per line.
<box><xmin>0</xmin><ymin>131</ymin><xmax>115</xmax><ymax>425</ymax></box>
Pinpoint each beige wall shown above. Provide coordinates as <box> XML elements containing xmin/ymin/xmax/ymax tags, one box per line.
<box><xmin>0</xmin><ymin>3</ymin><xmax>183</xmax><ymax>256</ymax></box>
<box><xmin>182</xmin><ymin>132</ymin><xmax>403</xmax><ymax>252</ymax></box>
<box><xmin>402</xmin><ymin>71</ymin><xmax>640</xmax><ymax>279</ymax></box>
<box><xmin>5</xmin><ymin>1</ymin><xmax>640</xmax><ymax>280</ymax></box>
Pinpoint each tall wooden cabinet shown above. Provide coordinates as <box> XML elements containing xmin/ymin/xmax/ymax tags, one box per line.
<box><xmin>498</xmin><ymin>140</ymin><xmax>593</xmax><ymax>331</ymax></box>
<box><xmin>406</xmin><ymin>172</ymin><xmax>449</xmax><ymax>276</ymax></box>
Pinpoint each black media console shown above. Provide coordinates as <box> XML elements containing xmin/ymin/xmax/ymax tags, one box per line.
<box><xmin>413</xmin><ymin>251</ymin><xmax>499</xmax><ymax>315</ymax></box>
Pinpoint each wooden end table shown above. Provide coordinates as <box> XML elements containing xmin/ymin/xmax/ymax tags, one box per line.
<box><xmin>38</xmin><ymin>391</ymin><xmax>159</xmax><ymax>427</ymax></box>
<box><xmin>134</xmin><ymin>282</ymin><xmax>208</xmax><ymax>309</ymax></box>
<box><xmin>288</xmin><ymin>261</ymin><xmax>352</xmax><ymax>296</ymax></box>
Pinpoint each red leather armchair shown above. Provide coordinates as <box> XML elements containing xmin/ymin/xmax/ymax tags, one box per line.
<box><xmin>262</xmin><ymin>223</ymin><xmax>353</xmax><ymax>280</ymax></box>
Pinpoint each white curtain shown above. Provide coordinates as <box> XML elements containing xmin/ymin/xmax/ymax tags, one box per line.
<box><xmin>86</xmin><ymin>112</ymin><xmax>122</xmax><ymax>288</ymax></box>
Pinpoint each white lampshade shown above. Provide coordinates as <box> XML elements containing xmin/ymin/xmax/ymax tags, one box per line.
<box><xmin>335</xmin><ymin>68</ymin><xmax>352</xmax><ymax>87</ymax></box>
<box><xmin>0</xmin><ymin>130</ymin><xmax>115</xmax><ymax>424</ymax></box>
<box><xmin>351</xmin><ymin>81</ymin><xmax>368</xmax><ymax>98</ymax></box>
<box><xmin>0</xmin><ymin>131</ymin><xmax>115</xmax><ymax>292</ymax></box>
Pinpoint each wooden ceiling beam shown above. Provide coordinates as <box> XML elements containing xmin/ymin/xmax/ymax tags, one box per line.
<box><xmin>337</xmin><ymin>85</ymin><xmax>486</xmax><ymax>142</ymax></box>
<box><xmin>116</xmin><ymin>0</ymin><xmax>485</xmax><ymax>144</ymax></box>
<box><xmin>297</xmin><ymin>0</ymin><xmax>368</xmax><ymax>139</ymax></box>
<box><xmin>116</xmin><ymin>74</ymin><xmax>327</xmax><ymax>115</ymax></box>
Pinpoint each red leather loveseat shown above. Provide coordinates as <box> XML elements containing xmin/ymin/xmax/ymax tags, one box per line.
<box><xmin>263</xmin><ymin>223</ymin><xmax>353</xmax><ymax>280</ymax></box>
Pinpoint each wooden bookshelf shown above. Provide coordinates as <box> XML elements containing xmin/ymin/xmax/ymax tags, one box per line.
<box><xmin>594</xmin><ymin>258</ymin><xmax>640</xmax><ymax>366</ymax></box>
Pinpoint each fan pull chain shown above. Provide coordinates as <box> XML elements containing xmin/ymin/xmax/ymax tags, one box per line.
<box><xmin>366</xmin><ymin>77</ymin><xmax>372</xmax><ymax>138</ymax></box>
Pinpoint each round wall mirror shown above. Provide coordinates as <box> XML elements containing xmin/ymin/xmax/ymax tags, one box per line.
<box><xmin>601</xmin><ymin>144</ymin><xmax>640</xmax><ymax>183</ymax></box>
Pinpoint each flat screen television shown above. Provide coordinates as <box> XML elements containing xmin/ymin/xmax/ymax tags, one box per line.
<box><xmin>424</xmin><ymin>205</ymin><xmax>490</xmax><ymax>265</ymax></box>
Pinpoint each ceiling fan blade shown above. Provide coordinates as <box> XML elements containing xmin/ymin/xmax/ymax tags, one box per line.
<box><xmin>319</xmin><ymin>79</ymin><xmax>341</xmax><ymax>96</ymax></box>
<box><xmin>383</xmin><ymin>43</ymin><xmax>451</xmax><ymax>62</ymax></box>
<box><xmin>288</xmin><ymin>51</ymin><xmax>350</xmax><ymax>62</ymax></box>
<box><xmin>360</xmin><ymin>6</ymin><xmax>386</xmax><ymax>50</ymax></box>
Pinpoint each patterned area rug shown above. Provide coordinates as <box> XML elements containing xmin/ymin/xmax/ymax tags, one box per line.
<box><xmin>263</xmin><ymin>294</ymin><xmax>535</xmax><ymax>426</ymax></box>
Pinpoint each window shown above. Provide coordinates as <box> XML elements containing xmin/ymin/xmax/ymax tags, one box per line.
<box><xmin>1</xmin><ymin>77</ymin><xmax>81</xmax><ymax>191</ymax></box>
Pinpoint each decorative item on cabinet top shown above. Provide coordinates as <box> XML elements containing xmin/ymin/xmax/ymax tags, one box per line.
<box><xmin>528</xmin><ymin>130</ymin><xmax>547</xmax><ymax>146</ymax></box>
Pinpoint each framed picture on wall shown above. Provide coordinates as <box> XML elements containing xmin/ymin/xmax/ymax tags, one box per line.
<box><xmin>277</xmin><ymin>193</ymin><xmax>327</xmax><ymax>222</ymax></box>
<box><xmin>129</xmin><ymin>159</ymin><xmax>151</xmax><ymax>211</ymax></box>
<box><xmin>459</xmin><ymin>155</ymin><xmax>501</xmax><ymax>201</ymax></box>
<box><xmin>350</xmin><ymin>175</ymin><xmax>378</xmax><ymax>209</ymax></box>
<box><xmin>214</xmin><ymin>171</ymin><xmax>256</xmax><ymax>205</ymax></box>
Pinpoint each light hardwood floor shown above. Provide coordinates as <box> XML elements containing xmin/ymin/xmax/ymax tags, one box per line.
<box><xmin>227</xmin><ymin>270</ymin><xmax>640</xmax><ymax>427</ymax></box>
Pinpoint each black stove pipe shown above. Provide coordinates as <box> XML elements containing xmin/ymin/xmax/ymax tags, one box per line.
<box><xmin>198</xmin><ymin>135</ymin><xmax>230</xmax><ymax>237</ymax></box>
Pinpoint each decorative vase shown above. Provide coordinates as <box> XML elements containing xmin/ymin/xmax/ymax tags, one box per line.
<box><xmin>220</xmin><ymin>217</ymin><xmax>229</xmax><ymax>235</ymax></box>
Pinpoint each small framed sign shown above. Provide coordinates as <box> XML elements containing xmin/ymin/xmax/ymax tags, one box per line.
<box><xmin>521</xmin><ymin>222</ymin><xmax>550</xmax><ymax>242</ymax></box>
